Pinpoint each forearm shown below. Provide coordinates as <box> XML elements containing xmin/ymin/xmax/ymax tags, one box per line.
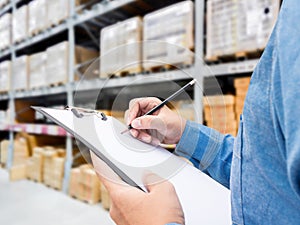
<box><xmin>174</xmin><ymin>120</ymin><xmax>235</xmax><ymax>189</ymax></box>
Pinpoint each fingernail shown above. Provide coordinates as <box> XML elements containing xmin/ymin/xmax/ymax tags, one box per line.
<box><xmin>141</xmin><ymin>136</ymin><xmax>151</xmax><ymax>143</ymax></box>
<box><xmin>132</xmin><ymin>119</ymin><xmax>141</xmax><ymax>128</ymax></box>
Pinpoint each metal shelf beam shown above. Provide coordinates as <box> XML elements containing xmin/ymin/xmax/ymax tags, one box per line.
<box><xmin>75</xmin><ymin>68</ymin><xmax>193</xmax><ymax>92</ymax></box>
<box><xmin>73</xmin><ymin>0</ymin><xmax>136</xmax><ymax>26</ymax></box>
<box><xmin>206</xmin><ymin>59</ymin><xmax>259</xmax><ymax>77</ymax></box>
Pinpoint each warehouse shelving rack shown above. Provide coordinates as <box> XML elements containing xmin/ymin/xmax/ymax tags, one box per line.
<box><xmin>0</xmin><ymin>0</ymin><xmax>258</xmax><ymax>193</ymax></box>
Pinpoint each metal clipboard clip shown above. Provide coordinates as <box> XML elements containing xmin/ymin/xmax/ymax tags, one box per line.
<box><xmin>64</xmin><ymin>106</ymin><xmax>107</xmax><ymax>121</ymax></box>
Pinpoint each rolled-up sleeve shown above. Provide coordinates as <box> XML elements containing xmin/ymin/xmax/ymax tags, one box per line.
<box><xmin>174</xmin><ymin>120</ymin><xmax>235</xmax><ymax>189</ymax></box>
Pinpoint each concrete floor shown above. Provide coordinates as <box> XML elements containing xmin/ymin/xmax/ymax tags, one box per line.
<box><xmin>0</xmin><ymin>169</ymin><xmax>115</xmax><ymax>225</ymax></box>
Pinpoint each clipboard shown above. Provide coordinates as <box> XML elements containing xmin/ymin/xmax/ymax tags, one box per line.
<box><xmin>32</xmin><ymin>106</ymin><xmax>231</xmax><ymax>225</ymax></box>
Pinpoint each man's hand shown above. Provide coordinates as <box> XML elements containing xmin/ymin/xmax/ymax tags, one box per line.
<box><xmin>91</xmin><ymin>153</ymin><xmax>185</xmax><ymax>225</ymax></box>
<box><xmin>125</xmin><ymin>97</ymin><xmax>186</xmax><ymax>145</ymax></box>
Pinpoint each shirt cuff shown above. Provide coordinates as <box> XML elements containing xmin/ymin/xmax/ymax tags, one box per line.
<box><xmin>174</xmin><ymin>120</ymin><xmax>224</xmax><ymax>171</ymax></box>
<box><xmin>165</xmin><ymin>223</ymin><xmax>181</xmax><ymax>225</ymax></box>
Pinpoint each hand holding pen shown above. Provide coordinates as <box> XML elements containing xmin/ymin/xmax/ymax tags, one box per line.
<box><xmin>124</xmin><ymin>79</ymin><xmax>196</xmax><ymax>146</ymax></box>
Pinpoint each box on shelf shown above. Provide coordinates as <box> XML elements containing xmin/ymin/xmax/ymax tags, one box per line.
<box><xmin>204</xmin><ymin>95</ymin><xmax>237</xmax><ymax>136</ymax></box>
<box><xmin>28</xmin><ymin>0</ymin><xmax>47</xmax><ymax>36</ymax></box>
<box><xmin>74</xmin><ymin>45</ymin><xmax>99</xmax><ymax>80</ymax></box>
<box><xmin>69</xmin><ymin>164</ymin><xmax>101</xmax><ymax>204</ymax></box>
<box><xmin>47</xmin><ymin>0</ymin><xmax>69</xmax><ymax>27</ymax></box>
<box><xmin>0</xmin><ymin>61</ymin><xmax>11</xmax><ymax>93</ymax></box>
<box><xmin>29</xmin><ymin>52</ymin><xmax>47</xmax><ymax>89</ymax></box>
<box><xmin>100</xmin><ymin>16</ymin><xmax>143</xmax><ymax>78</ymax></box>
<box><xmin>206</xmin><ymin>0</ymin><xmax>280</xmax><ymax>61</ymax></box>
<box><xmin>46</xmin><ymin>42</ymin><xmax>99</xmax><ymax>86</ymax></box>
<box><xmin>0</xmin><ymin>13</ymin><xmax>12</xmax><ymax>50</ymax></box>
<box><xmin>13</xmin><ymin>5</ymin><xmax>28</xmax><ymax>43</ymax></box>
<box><xmin>12</xmin><ymin>56</ymin><xmax>29</xmax><ymax>91</ymax></box>
<box><xmin>143</xmin><ymin>1</ymin><xmax>194</xmax><ymax>70</ymax></box>
<box><xmin>9</xmin><ymin>164</ymin><xmax>27</xmax><ymax>181</ymax></box>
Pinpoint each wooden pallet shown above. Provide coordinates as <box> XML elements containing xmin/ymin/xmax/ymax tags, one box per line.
<box><xmin>206</xmin><ymin>49</ymin><xmax>264</xmax><ymax>63</ymax></box>
<box><xmin>114</xmin><ymin>66</ymin><xmax>142</xmax><ymax>77</ymax></box>
<box><xmin>143</xmin><ymin>61</ymin><xmax>192</xmax><ymax>74</ymax></box>
<box><xmin>46</xmin><ymin>17</ymin><xmax>68</xmax><ymax>29</ymax></box>
<box><xmin>70</xmin><ymin>195</ymin><xmax>99</xmax><ymax>205</ymax></box>
<box><xmin>49</xmin><ymin>81</ymin><xmax>67</xmax><ymax>87</ymax></box>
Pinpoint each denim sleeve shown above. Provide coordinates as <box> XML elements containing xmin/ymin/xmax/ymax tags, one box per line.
<box><xmin>174</xmin><ymin>120</ymin><xmax>234</xmax><ymax>189</ymax></box>
<box><xmin>274</xmin><ymin>2</ymin><xmax>300</xmax><ymax>199</ymax></box>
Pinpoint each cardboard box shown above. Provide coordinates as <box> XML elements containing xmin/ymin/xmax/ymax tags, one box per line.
<box><xmin>12</xmin><ymin>56</ymin><xmax>29</xmax><ymax>91</ymax></box>
<box><xmin>13</xmin><ymin>5</ymin><xmax>28</xmax><ymax>42</ymax></box>
<box><xmin>9</xmin><ymin>164</ymin><xmax>27</xmax><ymax>181</ymax></box>
<box><xmin>46</xmin><ymin>42</ymin><xmax>99</xmax><ymax>85</ymax></box>
<box><xmin>0</xmin><ymin>140</ymin><xmax>9</xmax><ymax>164</ymax></box>
<box><xmin>100</xmin><ymin>16</ymin><xmax>142</xmax><ymax>77</ymax></box>
<box><xmin>143</xmin><ymin>1</ymin><xmax>194</xmax><ymax>70</ymax></box>
<box><xmin>0</xmin><ymin>13</ymin><xmax>11</xmax><ymax>50</ymax></box>
<box><xmin>206</xmin><ymin>0</ymin><xmax>280</xmax><ymax>60</ymax></box>
<box><xmin>0</xmin><ymin>61</ymin><xmax>11</xmax><ymax>93</ymax></box>
<box><xmin>203</xmin><ymin>95</ymin><xmax>235</xmax><ymax>106</ymax></box>
<box><xmin>29</xmin><ymin>52</ymin><xmax>47</xmax><ymax>89</ymax></box>
<box><xmin>47</xmin><ymin>0</ymin><xmax>69</xmax><ymax>26</ymax></box>
<box><xmin>28</xmin><ymin>0</ymin><xmax>47</xmax><ymax>35</ymax></box>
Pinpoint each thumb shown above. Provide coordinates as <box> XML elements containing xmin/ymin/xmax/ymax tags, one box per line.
<box><xmin>131</xmin><ymin>115</ymin><xmax>165</xmax><ymax>131</ymax></box>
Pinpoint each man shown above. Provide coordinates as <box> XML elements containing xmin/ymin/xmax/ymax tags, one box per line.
<box><xmin>92</xmin><ymin>0</ymin><xmax>300</xmax><ymax>224</ymax></box>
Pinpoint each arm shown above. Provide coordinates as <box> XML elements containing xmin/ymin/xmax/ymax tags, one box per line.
<box><xmin>126</xmin><ymin>97</ymin><xmax>235</xmax><ymax>189</ymax></box>
<box><xmin>175</xmin><ymin>120</ymin><xmax>235</xmax><ymax>189</ymax></box>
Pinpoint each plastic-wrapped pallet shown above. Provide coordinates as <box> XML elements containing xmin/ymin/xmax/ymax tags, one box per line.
<box><xmin>47</xmin><ymin>0</ymin><xmax>69</xmax><ymax>27</ymax></box>
<box><xmin>206</xmin><ymin>0</ymin><xmax>280</xmax><ymax>61</ymax></box>
<box><xmin>29</xmin><ymin>52</ymin><xmax>47</xmax><ymax>89</ymax></box>
<box><xmin>143</xmin><ymin>1</ymin><xmax>194</xmax><ymax>70</ymax></box>
<box><xmin>12</xmin><ymin>56</ymin><xmax>29</xmax><ymax>91</ymax></box>
<box><xmin>0</xmin><ymin>13</ymin><xmax>12</xmax><ymax>50</ymax></box>
<box><xmin>46</xmin><ymin>42</ymin><xmax>69</xmax><ymax>86</ymax></box>
<box><xmin>100</xmin><ymin>16</ymin><xmax>142</xmax><ymax>78</ymax></box>
<box><xmin>29</xmin><ymin>0</ymin><xmax>47</xmax><ymax>36</ymax></box>
<box><xmin>236</xmin><ymin>0</ymin><xmax>280</xmax><ymax>52</ymax></box>
<box><xmin>12</xmin><ymin>5</ymin><xmax>28</xmax><ymax>43</ymax></box>
<box><xmin>203</xmin><ymin>95</ymin><xmax>237</xmax><ymax>136</ymax></box>
<box><xmin>0</xmin><ymin>61</ymin><xmax>11</xmax><ymax>93</ymax></box>
<box><xmin>46</xmin><ymin>42</ymin><xmax>99</xmax><ymax>86</ymax></box>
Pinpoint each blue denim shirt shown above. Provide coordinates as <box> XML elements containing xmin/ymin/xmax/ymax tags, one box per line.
<box><xmin>167</xmin><ymin>0</ymin><xmax>300</xmax><ymax>224</ymax></box>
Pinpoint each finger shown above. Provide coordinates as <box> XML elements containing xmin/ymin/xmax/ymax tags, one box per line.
<box><xmin>127</xmin><ymin>100</ymin><xmax>142</xmax><ymax>125</ymax></box>
<box><xmin>134</xmin><ymin>130</ymin><xmax>161</xmax><ymax>146</ymax></box>
<box><xmin>131</xmin><ymin>115</ymin><xmax>165</xmax><ymax>131</ymax></box>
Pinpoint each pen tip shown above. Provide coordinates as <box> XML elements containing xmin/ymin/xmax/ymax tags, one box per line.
<box><xmin>190</xmin><ymin>79</ymin><xmax>197</xmax><ymax>86</ymax></box>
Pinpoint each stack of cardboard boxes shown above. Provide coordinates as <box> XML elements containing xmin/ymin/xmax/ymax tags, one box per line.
<box><xmin>42</xmin><ymin>147</ymin><xmax>65</xmax><ymax>190</ymax></box>
<box><xmin>0</xmin><ymin>134</ymin><xmax>31</xmax><ymax>181</ymax></box>
<box><xmin>204</xmin><ymin>95</ymin><xmax>237</xmax><ymax>136</ymax></box>
<box><xmin>234</xmin><ymin>77</ymin><xmax>251</xmax><ymax>124</ymax></box>
<box><xmin>69</xmin><ymin>164</ymin><xmax>104</xmax><ymax>205</ymax></box>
